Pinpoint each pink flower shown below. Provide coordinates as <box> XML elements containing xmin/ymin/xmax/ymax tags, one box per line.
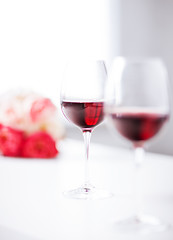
<box><xmin>0</xmin><ymin>91</ymin><xmax>65</xmax><ymax>158</ymax></box>
<box><xmin>0</xmin><ymin>125</ymin><xmax>24</xmax><ymax>157</ymax></box>
<box><xmin>30</xmin><ymin>98</ymin><xmax>56</xmax><ymax>122</ymax></box>
<box><xmin>22</xmin><ymin>132</ymin><xmax>58</xmax><ymax>158</ymax></box>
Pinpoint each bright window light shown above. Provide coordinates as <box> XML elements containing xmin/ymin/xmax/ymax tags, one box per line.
<box><xmin>0</xmin><ymin>0</ymin><xmax>111</xmax><ymax>105</ymax></box>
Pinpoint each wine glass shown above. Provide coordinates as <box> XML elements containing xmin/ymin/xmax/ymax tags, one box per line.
<box><xmin>105</xmin><ymin>57</ymin><xmax>170</xmax><ymax>233</ymax></box>
<box><xmin>60</xmin><ymin>59</ymin><xmax>112</xmax><ymax>199</ymax></box>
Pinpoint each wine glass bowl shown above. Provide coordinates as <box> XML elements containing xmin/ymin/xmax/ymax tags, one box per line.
<box><xmin>108</xmin><ymin>108</ymin><xmax>169</xmax><ymax>147</ymax></box>
<box><xmin>105</xmin><ymin>57</ymin><xmax>170</xmax><ymax>232</ymax></box>
<box><xmin>60</xmin><ymin>59</ymin><xmax>112</xmax><ymax>199</ymax></box>
<box><xmin>106</xmin><ymin>57</ymin><xmax>170</xmax><ymax>147</ymax></box>
<box><xmin>61</xmin><ymin>101</ymin><xmax>104</xmax><ymax>132</ymax></box>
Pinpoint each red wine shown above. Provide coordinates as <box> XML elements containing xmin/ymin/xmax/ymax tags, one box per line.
<box><xmin>109</xmin><ymin>111</ymin><xmax>169</xmax><ymax>143</ymax></box>
<box><xmin>61</xmin><ymin>101</ymin><xmax>104</xmax><ymax>131</ymax></box>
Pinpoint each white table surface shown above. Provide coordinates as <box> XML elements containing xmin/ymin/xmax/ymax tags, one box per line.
<box><xmin>0</xmin><ymin>139</ymin><xmax>173</xmax><ymax>240</ymax></box>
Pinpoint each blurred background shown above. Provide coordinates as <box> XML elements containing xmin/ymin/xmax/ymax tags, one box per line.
<box><xmin>0</xmin><ymin>0</ymin><xmax>173</xmax><ymax>155</ymax></box>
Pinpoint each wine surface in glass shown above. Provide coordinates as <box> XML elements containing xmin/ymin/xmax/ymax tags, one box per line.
<box><xmin>61</xmin><ymin>101</ymin><xmax>104</xmax><ymax>131</ymax></box>
<box><xmin>109</xmin><ymin>111</ymin><xmax>169</xmax><ymax>142</ymax></box>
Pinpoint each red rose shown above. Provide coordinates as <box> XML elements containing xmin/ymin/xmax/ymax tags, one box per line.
<box><xmin>22</xmin><ymin>132</ymin><xmax>58</xmax><ymax>158</ymax></box>
<box><xmin>0</xmin><ymin>125</ymin><xmax>24</xmax><ymax>157</ymax></box>
<box><xmin>30</xmin><ymin>98</ymin><xmax>56</xmax><ymax>122</ymax></box>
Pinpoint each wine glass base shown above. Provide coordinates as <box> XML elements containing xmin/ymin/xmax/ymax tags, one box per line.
<box><xmin>114</xmin><ymin>214</ymin><xmax>171</xmax><ymax>234</ymax></box>
<box><xmin>63</xmin><ymin>183</ymin><xmax>113</xmax><ymax>200</ymax></box>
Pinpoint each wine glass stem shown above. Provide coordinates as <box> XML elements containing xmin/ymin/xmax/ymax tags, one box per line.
<box><xmin>83</xmin><ymin>130</ymin><xmax>92</xmax><ymax>187</ymax></box>
<box><xmin>134</xmin><ymin>146</ymin><xmax>145</xmax><ymax>218</ymax></box>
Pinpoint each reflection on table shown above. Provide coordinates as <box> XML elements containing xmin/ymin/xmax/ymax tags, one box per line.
<box><xmin>0</xmin><ymin>139</ymin><xmax>172</xmax><ymax>240</ymax></box>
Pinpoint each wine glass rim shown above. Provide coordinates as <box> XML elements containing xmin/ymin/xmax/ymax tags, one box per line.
<box><xmin>113</xmin><ymin>56</ymin><xmax>164</xmax><ymax>64</ymax></box>
<box><xmin>65</xmin><ymin>58</ymin><xmax>106</xmax><ymax>64</ymax></box>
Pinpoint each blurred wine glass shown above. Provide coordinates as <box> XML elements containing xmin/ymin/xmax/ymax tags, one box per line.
<box><xmin>105</xmin><ymin>57</ymin><xmax>170</xmax><ymax>233</ymax></box>
<box><xmin>60</xmin><ymin>59</ymin><xmax>112</xmax><ymax>199</ymax></box>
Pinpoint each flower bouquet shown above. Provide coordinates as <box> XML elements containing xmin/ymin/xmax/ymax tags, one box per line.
<box><xmin>0</xmin><ymin>91</ymin><xmax>65</xmax><ymax>158</ymax></box>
